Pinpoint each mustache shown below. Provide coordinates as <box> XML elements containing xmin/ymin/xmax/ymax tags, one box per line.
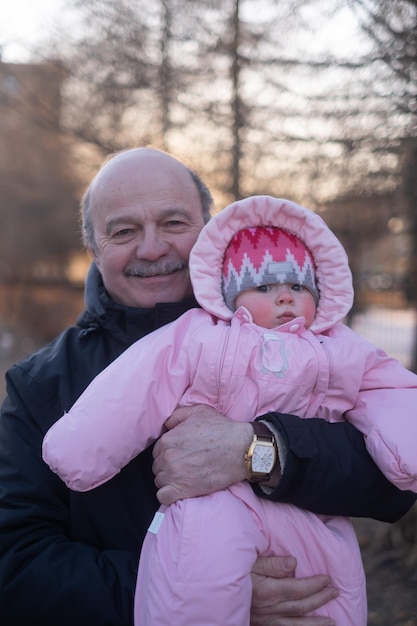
<box><xmin>126</xmin><ymin>260</ymin><xmax>188</xmax><ymax>278</ymax></box>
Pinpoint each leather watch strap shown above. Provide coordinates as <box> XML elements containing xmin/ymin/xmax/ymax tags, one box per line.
<box><xmin>251</xmin><ymin>420</ymin><xmax>275</xmax><ymax>439</ymax></box>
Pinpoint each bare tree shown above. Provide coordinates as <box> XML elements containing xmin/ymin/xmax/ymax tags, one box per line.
<box><xmin>346</xmin><ymin>0</ymin><xmax>417</xmax><ymax>346</ymax></box>
<box><xmin>45</xmin><ymin>0</ymin><xmax>349</xmax><ymax>203</ymax></box>
<box><xmin>29</xmin><ymin>1</ymin><xmax>416</xmax><ymax>221</ymax></box>
<box><xmin>55</xmin><ymin>0</ymin><xmax>211</xmax><ymax>154</ymax></box>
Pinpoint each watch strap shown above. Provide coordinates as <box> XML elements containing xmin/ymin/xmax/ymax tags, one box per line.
<box><xmin>251</xmin><ymin>420</ymin><xmax>275</xmax><ymax>441</ymax></box>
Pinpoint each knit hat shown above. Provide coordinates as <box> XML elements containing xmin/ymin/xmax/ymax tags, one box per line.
<box><xmin>222</xmin><ymin>226</ymin><xmax>319</xmax><ymax>311</ymax></box>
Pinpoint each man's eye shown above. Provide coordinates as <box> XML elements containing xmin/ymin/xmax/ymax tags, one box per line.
<box><xmin>114</xmin><ymin>228</ymin><xmax>133</xmax><ymax>237</ymax></box>
<box><xmin>165</xmin><ymin>220</ymin><xmax>185</xmax><ymax>228</ymax></box>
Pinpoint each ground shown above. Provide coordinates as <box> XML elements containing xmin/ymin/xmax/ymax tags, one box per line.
<box><xmin>353</xmin><ymin>517</ymin><xmax>417</xmax><ymax>625</ymax></box>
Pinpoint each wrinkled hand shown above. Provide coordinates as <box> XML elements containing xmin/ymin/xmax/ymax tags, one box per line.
<box><xmin>251</xmin><ymin>556</ymin><xmax>338</xmax><ymax>626</ymax></box>
<box><xmin>152</xmin><ymin>405</ymin><xmax>253</xmax><ymax>505</ymax></box>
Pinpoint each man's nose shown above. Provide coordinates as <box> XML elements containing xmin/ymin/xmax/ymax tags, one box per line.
<box><xmin>136</xmin><ymin>228</ymin><xmax>170</xmax><ymax>260</ymax></box>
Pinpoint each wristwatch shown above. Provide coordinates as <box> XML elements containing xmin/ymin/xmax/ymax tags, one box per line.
<box><xmin>245</xmin><ymin>421</ymin><xmax>277</xmax><ymax>483</ymax></box>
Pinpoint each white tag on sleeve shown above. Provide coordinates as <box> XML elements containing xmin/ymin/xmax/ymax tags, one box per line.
<box><xmin>148</xmin><ymin>511</ymin><xmax>165</xmax><ymax>534</ymax></box>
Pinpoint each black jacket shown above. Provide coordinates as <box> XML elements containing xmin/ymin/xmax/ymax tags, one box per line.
<box><xmin>0</xmin><ymin>264</ymin><xmax>415</xmax><ymax>626</ymax></box>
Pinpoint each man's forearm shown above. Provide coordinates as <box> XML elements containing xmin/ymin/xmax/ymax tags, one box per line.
<box><xmin>157</xmin><ymin>405</ymin><xmax>416</xmax><ymax>522</ymax></box>
<box><xmin>255</xmin><ymin>412</ymin><xmax>416</xmax><ymax>522</ymax></box>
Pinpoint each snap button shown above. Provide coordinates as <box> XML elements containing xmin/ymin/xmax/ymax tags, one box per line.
<box><xmin>289</xmin><ymin>323</ymin><xmax>299</xmax><ymax>332</ymax></box>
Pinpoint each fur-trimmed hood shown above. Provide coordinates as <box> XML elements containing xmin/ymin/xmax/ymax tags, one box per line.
<box><xmin>189</xmin><ymin>196</ymin><xmax>353</xmax><ymax>334</ymax></box>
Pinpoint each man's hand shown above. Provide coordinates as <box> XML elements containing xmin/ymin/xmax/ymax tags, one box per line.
<box><xmin>251</xmin><ymin>556</ymin><xmax>338</xmax><ymax>626</ymax></box>
<box><xmin>152</xmin><ymin>405</ymin><xmax>253</xmax><ymax>505</ymax></box>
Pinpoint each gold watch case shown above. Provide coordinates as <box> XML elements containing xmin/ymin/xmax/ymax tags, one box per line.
<box><xmin>245</xmin><ymin>422</ymin><xmax>277</xmax><ymax>482</ymax></box>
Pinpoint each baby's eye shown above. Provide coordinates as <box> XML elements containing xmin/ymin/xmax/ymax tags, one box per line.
<box><xmin>291</xmin><ymin>284</ymin><xmax>304</xmax><ymax>292</ymax></box>
<box><xmin>257</xmin><ymin>285</ymin><xmax>271</xmax><ymax>293</ymax></box>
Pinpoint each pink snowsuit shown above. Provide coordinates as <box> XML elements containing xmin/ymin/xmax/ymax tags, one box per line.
<box><xmin>43</xmin><ymin>196</ymin><xmax>417</xmax><ymax>625</ymax></box>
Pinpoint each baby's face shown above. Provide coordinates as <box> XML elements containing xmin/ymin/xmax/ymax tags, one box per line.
<box><xmin>235</xmin><ymin>282</ymin><xmax>317</xmax><ymax>329</ymax></box>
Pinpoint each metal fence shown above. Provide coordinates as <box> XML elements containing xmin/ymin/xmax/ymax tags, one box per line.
<box><xmin>351</xmin><ymin>292</ymin><xmax>417</xmax><ymax>370</ymax></box>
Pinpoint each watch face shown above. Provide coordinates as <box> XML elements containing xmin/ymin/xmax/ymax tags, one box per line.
<box><xmin>252</xmin><ymin>444</ymin><xmax>275</xmax><ymax>473</ymax></box>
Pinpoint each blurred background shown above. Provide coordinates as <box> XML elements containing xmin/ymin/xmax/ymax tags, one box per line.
<box><xmin>0</xmin><ymin>1</ymin><xmax>416</xmax><ymax>621</ymax></box>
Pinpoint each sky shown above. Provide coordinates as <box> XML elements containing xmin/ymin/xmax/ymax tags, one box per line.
<box><xmin>0</xmin><ymin>0</ymin><xmax>66</xmax><ymax>62</ymax></box>
<box><xmin>1</xmin><ymin>0</ymin><xmax>365</xmax><ymax>63</ymax></box>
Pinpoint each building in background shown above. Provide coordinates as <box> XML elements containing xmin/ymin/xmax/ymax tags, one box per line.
<box><xmin>0</xmin><ymin>61</ymin><xmax>85</xmax><ymax>340</ymax></box>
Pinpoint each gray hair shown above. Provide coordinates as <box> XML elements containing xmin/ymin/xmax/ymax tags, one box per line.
<box><xmin>81</xmin><ymin>160</ymin><xmax>213</xmax><ymax>254</ymax></box>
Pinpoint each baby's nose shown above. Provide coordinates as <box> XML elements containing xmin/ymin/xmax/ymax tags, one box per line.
<box><xmin>277</xmin><ymin>288</ymin><xmax>293</xmax><ymax>303</ymax></box>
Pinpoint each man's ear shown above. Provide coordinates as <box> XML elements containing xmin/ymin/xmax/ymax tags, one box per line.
<box><xmin>88</xmin><ymin>246</ymin><xmax>100</xmax><ymax>268</ymax></box>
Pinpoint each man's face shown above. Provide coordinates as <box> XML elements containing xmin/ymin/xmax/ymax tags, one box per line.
<box><xmin>90</xmin><ymin>150</ymin><xmax>206</xmax><ymax>308</ymax></box>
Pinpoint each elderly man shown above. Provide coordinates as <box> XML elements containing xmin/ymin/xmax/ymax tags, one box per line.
<box><xmin>0</xmin><ymin>147</ymin><xmax>414</xmax><ymax>626</ymax></box>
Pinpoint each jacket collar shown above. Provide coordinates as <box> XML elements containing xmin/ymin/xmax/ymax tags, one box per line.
<box><xmin>77</xmin><ymin>262</ymin><xmax>199</xmax><ymax>343</ymax></box>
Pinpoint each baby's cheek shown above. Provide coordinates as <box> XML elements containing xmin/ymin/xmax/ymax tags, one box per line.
<box><xmin>252</xmin><ymin>300</ymin><xmax>277</xmax><ymax>326</ymax></box>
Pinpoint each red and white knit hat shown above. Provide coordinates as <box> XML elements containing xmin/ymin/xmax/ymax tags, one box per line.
<box><xmin>222</xmin><ymin>226</ymin><xmax>319</xmax><ymax>311</ymax></box>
